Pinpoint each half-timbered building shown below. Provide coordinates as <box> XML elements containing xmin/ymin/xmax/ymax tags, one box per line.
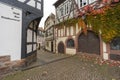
<box><xmin>37</xmin><ymin>27</ymin><xmax>45</xmax><ymax>50</ymax></box>
<box><xmin>54</xmin><ymin>0</ymin><xmax>120</xmax><ymax>61</ymax></box>
<box><xmin>0</xmin><ymin>0</ymin><xmax>43</xmax><ymax>66</ymax></box>
<box><xmin>44</xmin><ymin>13</ymin><xmax>55</xmax><ymax>52</ymax></box>
<box><xmin>54</xmin><ymin>0</ymin><xmax>98</xmax><ymax>55</ymax></box>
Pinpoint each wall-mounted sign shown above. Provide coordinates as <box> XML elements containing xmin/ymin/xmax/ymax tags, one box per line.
<box><xmin>0</xmin><ymin>3</ymin><xmax>21</xmax><ymax>22</ymax></box>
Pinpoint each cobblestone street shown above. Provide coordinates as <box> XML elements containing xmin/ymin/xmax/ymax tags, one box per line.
<box><xmin>2</xmin><ymin>50</ymin><xmax>120</xmax><ymax>80</ymax></box>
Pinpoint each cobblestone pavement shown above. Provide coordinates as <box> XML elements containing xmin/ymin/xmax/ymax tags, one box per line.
<box><xmin>2</xmin><ymin>50</ymin><xmax>120</xmax><ymax>80</ymax></box>
<box><xmin>24</xmin><ymin>50</ymin><xmax>72</xmax><ymax>69</ymax></box>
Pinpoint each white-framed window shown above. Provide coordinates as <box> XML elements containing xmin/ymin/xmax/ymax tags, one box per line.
<box><xmin>60</xmin><ymin>7</ymin><xmax>64</xmax><ymax>17</ymax></box>
<box><xmin>67</xmin><ymin>39</ymin><xmax>75</xmax><ymax>48</ymax></box>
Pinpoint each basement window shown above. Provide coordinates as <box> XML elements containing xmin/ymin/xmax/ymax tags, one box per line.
<box><xmin>110</xmin><ymin>37</ymin><xmax>120</xmax><ymax>50</ymax></box>
<box><xmin>67</xmin><ymin>39</ymin><xmax>74</xmax><ymax>48</ymax></box>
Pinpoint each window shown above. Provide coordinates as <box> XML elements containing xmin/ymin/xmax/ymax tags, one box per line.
<box><xmin>66</xmin><ymin>3</ymin><xmax>69</xmax><ymax>14</ymax></box>
<box><xmin>65</xmin><ymin>5</ymin><xmax>66</xmax><ymax>15</ymax></box>
<box><xmin>79</xmin><ymin>0</ymin><xmax>88</xmax><ymax>7</ymax></box>
<box><xmin>46</xmin><ymin>42</ymin><xmax>49</xmax><ymax>47</ymax></box>
<box><xmin>60</xmin><ymin>7</ymin><xmax>64</xmax><ymax>17</ymax></box>
<box><xmin>67</xmin><ymin>39</ymin><xmax>74</xmax><ymax>48</ymax></box>
<box><xmin>80</xmin><ymin>0</ymin><xmax>82</xmax><ymax>7</ymax></box>
<box><xmin>83</xmin><ymin>2</ymin><xmax>86</xmax><ymax>6</ymax></box>
<box><xmin>110</xmin><ymin>37</ymin><xmax>120</xmax><ymax>50</ymax></box>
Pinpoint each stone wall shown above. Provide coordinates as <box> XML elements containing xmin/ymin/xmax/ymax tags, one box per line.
<box><xmin>0</xmin><ymin>53</ymin><xmax>37</xmax><ymax>78</ymax></box>
<box><xmin>0</xmin><ymin>56</ymin><xmax>10</xmax><ymax>63</ymax></box>
<box><xmin>0</xmin><ymin>56</ymin><xmax>26</xmax><ymax>78</ymax></box>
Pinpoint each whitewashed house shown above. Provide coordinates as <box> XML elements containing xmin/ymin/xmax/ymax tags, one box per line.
<box><xmin>0</xmin><ymin>0</ymin><xmax>43</xmax><ymax>66</ymax></box>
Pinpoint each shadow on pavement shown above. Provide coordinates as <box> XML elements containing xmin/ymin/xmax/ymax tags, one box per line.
<box><xmin>22</xmin><ymin>52</ymin><xmax>75</xmax><ymax>71</ymax></box>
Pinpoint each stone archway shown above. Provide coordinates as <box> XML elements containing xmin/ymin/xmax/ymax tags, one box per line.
<box><xmin>58</xmin><ymin>42</ymin><xmax>65</xmax><ymax>54</ymax></box>
<box><xmin>78</xmin><ymin>31</ymin><xmax>100</xmax><ymax>55</ymax></box>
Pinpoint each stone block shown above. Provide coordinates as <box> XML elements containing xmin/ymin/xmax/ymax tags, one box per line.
<box><xmin>0</xmin><ymin>56</ymin><xmax>10</xmax><ymax>63</ymax></box>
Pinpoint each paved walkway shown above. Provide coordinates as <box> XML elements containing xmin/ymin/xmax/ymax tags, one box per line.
<box><xmin>23</xmin><ymin>50</ymin><xmax>72</xmax><ymax>70</ymax></box>
<box><xmin>2</xmin><ymin>50</ymin><xmax>120</xmax><ymax>80</ymax></box>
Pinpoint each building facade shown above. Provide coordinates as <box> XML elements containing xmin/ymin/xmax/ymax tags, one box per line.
<box><xmin>37</xmin><ymin>27</ymin><xmax>45</xmax><ymax>50</ymax></box>
<box><xmin>54</xmin><ymin>0</ymin><xmax>120</xmax><ymax>61</ymax></box>
<box><xmin>44</xmin><ymin>13</ymin><xmax>55</xmax><ymax>52</ymax></box>
<box><xmin>0</xmin><ymin>0</ymin><xmax>43</xmax><ymax>67</ymax></box>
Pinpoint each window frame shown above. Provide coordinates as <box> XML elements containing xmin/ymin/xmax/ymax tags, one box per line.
<box><xmin>110</xmin><ymin>37</ymin><xmax>120</xmax><ymax>50</ymax></box>
<box><xmin>66</xmin><ymin>39</ymin><xmax>75</xmax><ymax>48</ymax></box>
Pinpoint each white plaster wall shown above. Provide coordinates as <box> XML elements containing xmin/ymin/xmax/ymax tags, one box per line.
<box><xmin>67</xmin><ymin>27</ymin><xmax>69</xmax><ymax>36</ymax></box>
<box><xmin>70</xmin><ymin>26</ymin><xmax>74</xmax><ymax>35</ymax></box>
<box><xmin>66</xmin><ymin>48</ymin><xmax>76</xmax><ymax>55</ymax></box>
<box><xmin>36</xmin><ymin>2</ymin><xmax>41</xmax><ymax>10</ymax></box>
<box><xmin>58</xmin><ymin>30</ymin><xmax>60</xmax><ymax>37</ymax></box>
<box><xmin>27</xmin><ymin>29</ymin><xmax>32</xmax><ymax>42</ymax></box>
<box><xmin>89</xmin><ymin>0</ymin><xmax>97</xmax><ymax>3</ymax></box>
<box><xmin>103</xmin><ymin>42</ymin><xmax>107</xmax><ymax>53</ymax></box>
<box><xmin>0</xmin><ymin>3</ymin><xmax>22</xmax><ymax>61</ymax></box>
<box><xmin>103</xmin><ymin>42</ymin><xmax>109</xmax><ymax>60</ymax></box>
<box><xmin>27</xmin><ymin>1</ymin><xmax>35</xmax><ymax>8</ymax></box>
<box><xmin>34</xmin><ymin>32</ymin><xmax>37</xmax><ymax>42</ymax></box>
<box><xmin>61</xmin><ymin>29</ymin><xmax>64</xmax><ymax>36</ymax></box>
<box><xmin>27</xmin><ymin>45</ymin><xmax>32</xmax><ymax>53</ymax></box>
<box><xmin>33</xmin><ymin>44</ymin><xmax>37</xmax><ymax>51</ymax></box>
<box><xmin>56</xmin><ymin>36</ymin><xmax>76</xmax><ymax>55</ymax></box>
<box><xmin>45</xmin><ymin>41</ymin><xmax>51</xmax><ymax>51</ymax></box>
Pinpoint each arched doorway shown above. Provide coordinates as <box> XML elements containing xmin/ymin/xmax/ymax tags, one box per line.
<box><xmin>78</xmin><ymin>31</ymin><xmax>100</xmax><ymax>55</ymax></box>
<box><xmin>58</xmin><ymin>42</ymin><xmax>65</xmax><ymax>53</ymax></box>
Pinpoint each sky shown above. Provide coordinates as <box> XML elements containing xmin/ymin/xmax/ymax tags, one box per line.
<box><xmin>39</xmin><ymin>0</ymin><xmax>57</xmax><ymax>28</ymax></box>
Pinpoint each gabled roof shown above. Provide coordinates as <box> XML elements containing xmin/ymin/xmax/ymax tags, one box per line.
<box><xmin>38</xmin><ymin>27</ymin><xmax>44</xmax><ymax>31</ymax></box>
<box><xmin>53</xmin><ymin>0</ymin><xmax>66</xmax><ymax>8</ymax></box>
<box><xmin>44</xmin><ymin>13</ymin><xmax>55</xmax><ymax>24</ymax></box>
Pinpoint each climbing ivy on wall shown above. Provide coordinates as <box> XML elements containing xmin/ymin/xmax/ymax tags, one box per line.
<box><xmin>55</xmin><ymin>17</ymin><xmax>87</xmax><ymax>35</ymax></box>
<box><xmin>56</xmin><ymin>3</ymin><xmax>120</xmax><ymax>43</ymax></box>
<box><xmin>86</xmin><ymin>3</ymin><xmax>120</xmax><ymax>43</ymax></box>
<box><xmin>55</xmin><ymin>18</ymin><xmax>78</xmax><ymax>27</ymax></box>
